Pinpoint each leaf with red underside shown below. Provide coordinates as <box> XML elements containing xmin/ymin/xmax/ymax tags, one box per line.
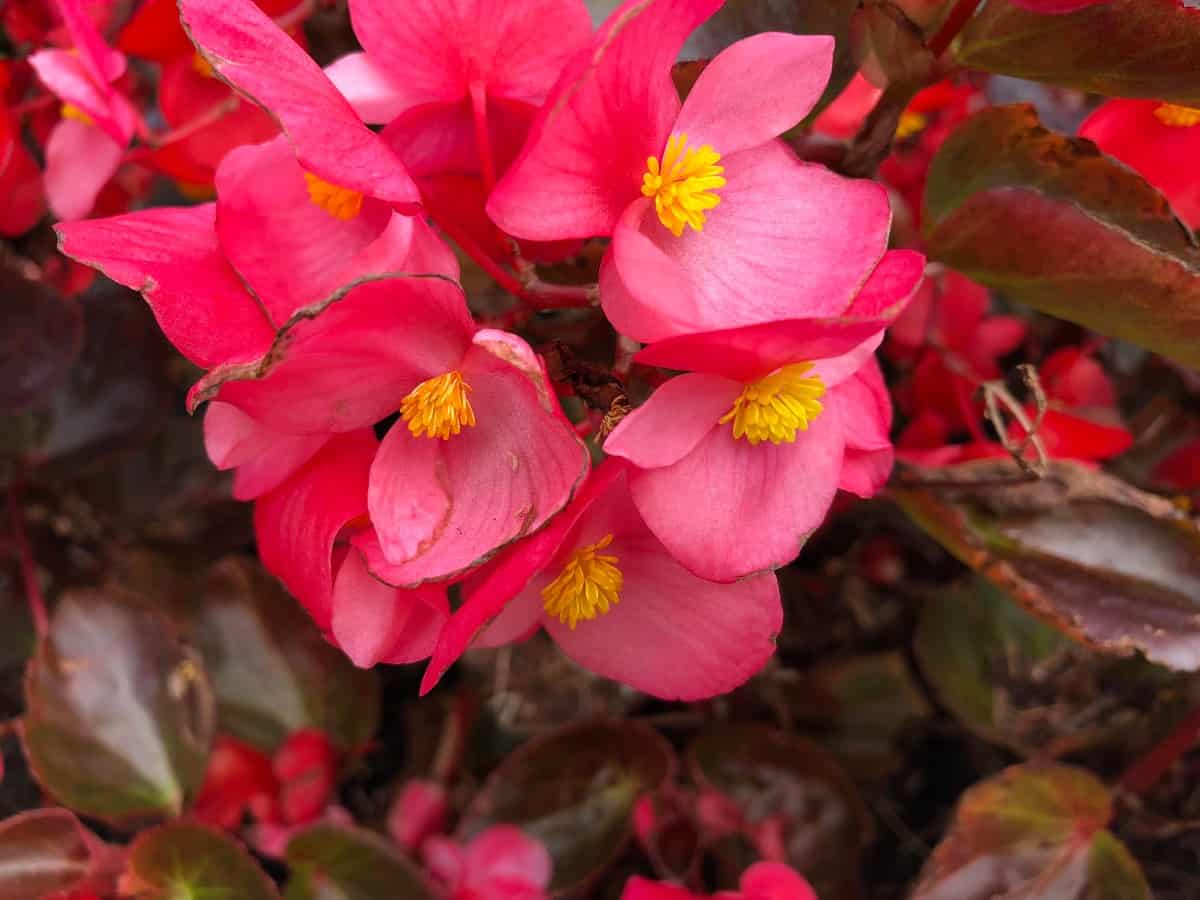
<box><xmin>910</xmin><ymin>763</ymin><xmax>1151</xmax><ymax>899</ymax></box>
<box><xmin>0</xmin><ymin>808</ymin><xmax>120</xmax><ymax>900</ymax></box>
<box><xmin>955</xmin><ymin>0</ymin><xmax>1200</xmax><ymax>105</ymax></box>
<box><xmin>686</xmin><ymin>724</ymin><xmax>868</xmax><ymax>899</ymax></box>
<box><xmin>22</xmin><ymin>592</ymin><xmax>217</xmax><ymax>823</ymax></box>
<box><xmin>284</xmin><ymin>823</ymin><xmax>436</xmax><ymax>900</ymax></box>
<box><xmin>895</xmin><ymin>459</ymin><xmax>1200</xmax><ymax>671</ymax></box>
<box><xmin>457</xmin><ymin>719</ymin><xmax>675</xmax><ymax>894</ymax></box>
<box><xmin>123</xmin><ymin>822</ymin><xmax>280</xmax><ymax>900</ymax></box>
<box><xmin>188</xmin><ymin>556</ymin><xmax>380</xmax><ymax>753</ymax></box>
<box><xmin>923</xmin><ymin>104</ymin><xmax>1200</xmax><ymax>369</ymax></box>
<box><xmin>0</xmin><ymin>262</ymin><xmax>82</xmax><ymax>415</ymax></box>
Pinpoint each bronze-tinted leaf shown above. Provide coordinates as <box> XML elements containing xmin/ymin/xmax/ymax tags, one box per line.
<box><xmin>0</xmin><ymin>262</ymin><xmax>82</xmax><ymax>415</ymax></box>
<box><xmin>23</xmin><ymin>592</ymin><xmax>216</xmax><ymax>823</ymax></box>
<box><xmin>458</xmin><ymin>719</ymin><xmax>675</xmax><ymax>894</ymax></box>
<box><xmin>0</xmin><ymin>808</ymin><xmax>114</xmax><ymax>900</ymax></box>
<box><xmin>285</xmin><ymin>823</ymin><xmax>436</xmax><ymax>900</ymax></box>
<box><xmin>923</xmin><ymin>104</ymin><xmax>1200</xmax><ymax>368</ymax></box>
<box><xmin>123</xmin><ymin>822</ymin><xmax>280</xmax><ymax>900</ymax></box>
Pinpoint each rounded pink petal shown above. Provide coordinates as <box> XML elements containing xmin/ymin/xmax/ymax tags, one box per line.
<box><xmin>367</xmin><ymin>428</ymin><xmax>451</xmax><ymax>565</ymax></box>
<box><xmin>739</xmin><ymin>861</ymin><xmax>818</xmax><ymax>900</ymax></box>
<box><xmin>464</xmin><ymin>826</ymin><xmax>552</xmax><ymax>891</ymax></box>
<box><xmin>57</xmin><ymin>0</ymin><xmax>126</xmax><ymax>84</ymax></box>
<box><xmin>203</xmin><ymin>402</ymin><xmax>330</xmax><ymax>501</ymax></box>
<box><xmin>628</xmin><ymin>401</ymin><xmax>845</xmax><ymax>581</ymax></box>
<box><xmin>29</xmin><ymin>49</ymin><xmax>134</xmax><ymax>144</ymax></box>
<box><xmin>604</xmin><ymin>373</ymin><xmax>741</xmax><ymax>469</ymax></box>
<box><xmin>179</xmin><ymin>0</ymin><xmax>418</xmax><ymax>204</ymax></box>
<box><xmin>323</xmin><ymin>51</ymin><xmax>411</xmax><ymax>124</ymax></box>
<box><xmin>55</xmin><ymin>205</ymin><xmax>275</xmax><ymax>369</ymax></box>
<box><xmin>487</xmin><ymin>0</ymin><xmax>722</xmax><ymax>240</ymax></box>
<box><xmin>844</xmin><ymin>249</ymin><xmax>926</xmax><ymax>319</ymax></box>
<box><xmin>43</xmin><ymin>119</ymin><xmax>123</xmax><ymax>221</ymax></box>
<box><xmin>674</xmin><ymin>33</ymin><xmax>833</xmax><ymax>156</ymax></box>
<box><xmin>622</xmin><ymin>877</ymin><xmax>704</xmax><ymax>900</ymax></box>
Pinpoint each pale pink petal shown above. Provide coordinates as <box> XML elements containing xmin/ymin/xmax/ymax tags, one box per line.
<box><xmin>43</xmin><ymin>119</ymin><xmax>122</xmax><ymax>221</ymax></box>
<box><xmin>487</xmin><ymin>0</ymin><xmax>722</xmax><ymax>240</ymax></box>
<box><xmin>840</xmin><ymin>446</ymin><xmax>893</xmax><ymax>497</ymax></box>
<box><xmin>214</xmin><ymin>137</ymin><xmax>402</xmax><ymax>319</ymax></box>
<box><xmin>56</xmin><ymin>0</ymin><xmax>126</xmax><ymax>84</ymax></box>
<box><xmin>604</xmin><ymin>373</ymin><xmax>740</xmax><ymax>468</ymax></box>
<box><xmin>674</xmin><ymin>33</ymin><xmax>833</xmax><ymax>156</ymax></box>
<box><xmin>836</xmin><ymin>358</ymin><xmax>891</xmax><ymax>452</ymax></box>
<box><xmin>349</xmin><ymin>0</ymin><xmax>592</xmax><ymax>107</ymax></box>
<box><xmin>423</xmin><ymin>836</ymin><xmax>467</xmax><ymax>889</ymax></box>
<box><xmin>179</xmin><ymin>0</ymin><xmax>419</xmax><ymax>204</ymax></box>
<box><xmin>55</xmin><ymin>204</ymin><xmax>274</xmax><ymax>369</ymax></box>
<box><xmin>474</xmin><ymin>581</ymin><xmax>545</xmax><ymax>649</ymax></box>
<box><xmin>628</xmin><ymin>402</ymin><xmax>845</xmax><ymax>581</ymax></box>
<box><xmin>330</xmin><ymin>550</ymin><xmax>447</xmax><ymax>667</ymax></box>
<box><xmin>323</xmin><ymin>51</ymin><xmax>411</xmax><ymax>124</ymax></box>
<box><xmin>254</xmin><ymin>430</ymin><xmax>379</xmax><ymax>629</ymax></box>
<box><xmin>203</xmin><ymin>402</ymin><xmax>329</xmax><ymax>500</ymax></box>
<box><xmin>464</xmin><ymin>826</ymin><xmax>552</xmax><ymax>891</ymax></box>
<box><xmin>366</xmin><ymin>429</ymin><xmax>450</xmax><ymax>565</ymax></box>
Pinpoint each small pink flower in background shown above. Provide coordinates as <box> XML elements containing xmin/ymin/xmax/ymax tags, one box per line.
<box><xmin>424</xmin><ymin>826</ymin><xmax>552</xmax><ymax>900</ymax></box>
<box><xmin>622</xmin><ymin>862</ymin><xmax>818</xmax><ymax>900</ymax></box>
<box><xmin>0</xmin><ymin>101</ymin><xmax>44</xmax><ymax>235</ymax></box>
<box><xmin>28</xmin><ymin>0</ymin><xmax>138</xmax><ymax>219</ymax></box>
<box><xmin>488</xmin><ymin>0</ymin><xmax>893</xmax><ymax>342</ymax></box>
<box><xmin>388</xmin><ymin>778</ymin><xmax>449</xmax><ymax>853</ymax></box>
<box><xmin>421</xmin><ymin>459</ymin><xmax>782</xmax><ymax>700</ymax></box>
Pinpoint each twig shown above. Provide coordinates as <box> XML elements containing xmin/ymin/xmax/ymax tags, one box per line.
<box><xmin>982</xmin><ymin>364</ymin><xmax>1049</xmax><ymax>478</ymax></box>
<box><xmin>1120</xmin><ymin>706</ymin><xmax>1200</xmax><ymax>795</ymax></box>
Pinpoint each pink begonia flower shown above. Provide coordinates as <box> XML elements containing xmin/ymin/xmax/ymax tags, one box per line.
<box><xmin>387</xmin><ymin>778</ymin><xmax>449</xmax><ymax>853</ymax></box>
<box><xmin>420</xmin><ymin>459</ymin><xmax>782</xmax><ymax>699</ymax></box>
<box><xmin>204</xmin><ymin>401</ymin><xmax>330</xmax><ymax>501</ymax></box>
<box><xmin>28</xmin><ymin>0</ymin><xmax>138</xmax><ymax>220</ymax></box>
<box><xmin>622</xmin><ymin>862</ymin><xmax>818</xmax><ymax>900</ymax></box>
<box><xmin>487</xmin><ymin>0</ymin><xmax>892</xmax><ymax>342</ymax></box>
<box><xmin>324</xmin><ymin>0</ymin><xmax>591</xmax><ymax>265</ymax></box>
<box><xmin>602</xmin><ymin>251</ymin><xmax>923</xmax><ymax>582</ymax></box>
<box><xmin>424</xmin><ymin>826</ymin><xmax>552</xmax><ymax>900</ymax></box>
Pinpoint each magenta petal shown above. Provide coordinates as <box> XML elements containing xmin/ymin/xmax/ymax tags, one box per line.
<box><xmin>604</xmin><ymin>373</ymin><xmax>740</xmax><ymax>468</ymax></box>
<box><xmin>323</xmin><ymin>51</ymin><xmax>411</xmax><ymax>124</ymax></box>
<box><xmin>844</xmin><ymin>248</ymin><xmax>926</xmax><ymax>318</ymax></box>
<box><xmin>674</xmin><ymin>33</ymin><xmax>833</xmax><ymax>156</ymax></box>
<box><xmin>55</xmin><ymin>205</ymin><xmax>275</xmax><ymax>369</ymax></box>
<box><xmin>254</xmin><ymin>430</ymin><xmax>379</xmax><ymax>630</ymax></box>
<box><xmin>487</xmin><ymin>0</ymin><xmax>722</xmax><ymax>240</ymax></box>
<box><xmin>214</xmin><ymin>137</ymin><xmax>401</xmax><ymax>318</ymax></box>
<box><xmin>203</xmin><ymin>402</ymin><xmax>330</xmax><ymax>501</ymax></box>
<box><xmin>463</xmin><ymin>825</ymin><xmax>553</xmax><ymax>891</ymax></box>
<box><xmin>57</xmin><ymin>0</ymin><xmax>126</xmax><ymax>84</ymax></box>
<box><xmin>179</xmin><ymin>0</ymin><xmax>418</xmax><ymax>204</ymax></box>
<box><xmin>836</xmin><ymin>358</ymin><xmax>891</xmax><ymax>452</ymax></box>
<box><xmin>43</xmin><ymin>119</ymin><xmax>122</xmax><ymax>221</ymax></box>
<box><xmin>629</xmin><ymin>403</ymin><xmax>845</xmax><ymax>581</ymax></box>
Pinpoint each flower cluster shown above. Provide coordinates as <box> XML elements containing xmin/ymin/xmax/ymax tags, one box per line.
<box><xmin>57</xmin><ymin>0</ymin><xmax>922</xmax><ymax>700</ymax></box>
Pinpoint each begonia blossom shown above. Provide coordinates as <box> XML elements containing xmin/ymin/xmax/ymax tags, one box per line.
<box><xmin>422</xmin><ymin>459</ymin><xmax>782</xmax><ymax>699</ymax></box>
<box><xmin>424</xmin><ymin>826</ymin><xmax>552</xmax><ymax>900</ymax></box>
<box><xmin>622</xmin><ymin>862</ymin><xmax>818</xmax><ymax>900</ymax></box>
<box><xmin>487</xmin><ymin>0</ymin><xmax>893</xmax><ymax>341</ymax></box>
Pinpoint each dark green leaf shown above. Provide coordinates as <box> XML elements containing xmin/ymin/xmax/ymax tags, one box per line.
<box><xmin>285</xmin><ymin>823</ymin><xmax>436</xmax><ymax>900</ymax></box>
<box><xmin>123</xmin><ymin>822</ymin><xmax>280</xmax><ymax>900</ymax></box>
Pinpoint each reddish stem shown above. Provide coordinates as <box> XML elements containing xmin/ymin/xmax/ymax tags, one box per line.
<box><xmin>927</xmin><ymin>0</ymin><xmax>983</xmax><ymax>58</ymax></box>
<box><xmin>146</xmin><ymin>97</ymin><xmax>239</xmax><ymax>148</ymax></box>
<box><xmin>7</xmin><ymin>488</ymin><xmax>48</xmax><ymax>639</ymax></box>
<box><xmin>1121</xmin><ymin>706</ymin><xmax>1200</xmax><ymax>795</ymax></box>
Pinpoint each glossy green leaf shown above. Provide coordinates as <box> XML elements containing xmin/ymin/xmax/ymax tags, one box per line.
<box><xmin>285</xmin><ymin>823</ymin><xmax>436</xmax><ymax>900</ymax></box>
<box><xmin>22</xmin><ymin>592</ymin><xmax>216</xmax><ymax>823</ymax></box>
<box><xmin>924</xmin><ymin>104</ymin><xmax>1200</xmax><ymax>368</ymax></box>
<box><xmin>123</xmin><ymin>822</ymin><xmax>280</xmax><ymax>900</ymax></box>
<box><xmin>458</xmin><ymin>719</ymin><xmax>674</xmax><ymax>893</ymax></box>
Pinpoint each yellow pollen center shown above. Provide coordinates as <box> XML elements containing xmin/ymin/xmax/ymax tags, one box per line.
<box><xmin>641</xmin><ymin>133</ymin><xmax>726</xmax><ymax>237</ymax></box>
<box><xmin>191</xmin><ymin>53</ymin><xmax>216</xmax><ymax>78</ymax></box>
<box><xmin>400</xmin><ymin>371</ymin><xmax>476</xmax><ymax>440</ymax></box>
<box><xmin>895</xmin><ymin>110</ymin><xmax>928</xmax><ymax>140</ymax></box>
<box><xmin>303</xmin><ymin>172</ymin><xmax>364</xmax><ymax>220</ymax></box>
<box><xmin>60</xmin><ymin>103</ymin><xmax>94</xmax><ymax>126</ymax></box>
<box><xmin>541</xmin><ymin>534</ymin><xmax>623</xmax><ymax>630</ymax></box>
<box><xmin>1154</xmin><ymin>103</ymin><xmax>1200</xmax><ymax>128</ymax></box>
<box><xmin>720</xmin><ymin>362</ymin><xmax>827</xmax><ymax>446</ymax></box>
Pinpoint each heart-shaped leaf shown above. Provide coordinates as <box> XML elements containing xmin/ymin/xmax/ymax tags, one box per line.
<box><xmin>956</xmin><ymin>0</ymin><xmax>1200</xmax><ymax>105</ymax></box>
<box><xmin>189</xmin><ymin>556</ymin><xmax>380</xmax><ymax>752</ymax></box>
<box><xmin>22</xmin><ymin>592</ymin><xmax>217</xmax><ymax>823</ymax></box>
<box><xmin>0</xmin><ymin>808</ymin><xmax>116</xmax><ymax>900</ymax></box>
<box><xmin>923</xmin><ymin>104</ymin><xmax>1200</xmax><ymax>369</ymax></box>
<box><xmin>457</xmin><ymin>719</ymin><xmax>675</xmax><ymax>894</ymax></box>
<box><xmin>285</xmin><ymin>823</ymin><xmax>436</xmax><ymax>900</ymax></box>
<box><xmin>123</xmin><ymin>822</ymin><xmax>280</xmax><ymax>899</ymax></box>
<box><xmin>896</xmin><ymin>460</ymin><xmax>1200</xmax><ymax>671</ymax></box>
<box><xmin>911</xmin><ymin>763</ymin><xmax>1151</xmax><ymax>899</ymax></box>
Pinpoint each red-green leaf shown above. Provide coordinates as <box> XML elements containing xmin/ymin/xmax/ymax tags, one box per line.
<box><xmin>123</xmin><ymin>822</ymin><xmax>280</xmax><ymax>900</ymax></box>
<box><xmin>0</xmin><ymin>808</ymin><xmax>116</xmax><ymax>900</ymax></box>
<box><xmin>284</xmin><ymin>823</ymin><xmax>436</xmax><ymax>900</ymax></box>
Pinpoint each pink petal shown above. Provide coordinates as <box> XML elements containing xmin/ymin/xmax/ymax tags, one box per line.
<box><xmin>738</xmin><ymin>861</ymin><xmax>818</xmax><ymax>900</ymax></box>
<box><xmin>464</xmin><ymin>826</ymin><xmax>552</xmax><ymax>891</ymax></box>
<box><xmin>42</xmin><ymin>118</ymin><xmax>123</xmax><ymax>221</ymax></box>
<box><xmin>203</xmin><ymin>402</ymin><xmax>330</xmax><ymax>501</ymax></box>
<box><xmin>610</xmin><ymin>141</ymin><xmax>892</xmax><ymax>338</ymax></box>
<box><xmin>55</xmin><ymin>204</ymin><xmax>274</xmax><ymax>369</ymax></box>
<box><xmin>837</xmin><ymin>358</ymin><xmax>892</xmax><ymax>452</ymax></box>
<box><xmin>254</xmin><ymin>430</ymin><xmax>379</xmax><ymax>630</ymax></box>
<box><xmin>323</xmin><ymin>51</ymin><xmax>411</xmax><ymax>124</ymax></box>
<box><xmin>348</xmin><ymin>0</ymin><xmax>592</xmax><ymax>107</ymax></box>
<box><xmin>364</xmin><ymin>335</ymin><xmax>589</xmax><ymax>586</ymax></box>
<box><xmin>28</xmin><ymin>48</ymin><xmax>135</xmax><ymax>145</ymax></box>
<box><xmin>56</xmin><ymin>0</ymin><xmax>126</xmax><ymax>84</ymax></box>
<box><xmin>214</xmin><ymin>137</ymin><xmax>402</xmax><ymax>318</ymax></box>
<box><xmin>604</xmin><ymin>373</ymin><xmax>741</xmax><ymax>468</ymax></box>
<box><xmin>179</xmin><ymin>0</ymin><xmax>419</xmax><ymax>204</ymax></box>
<box><xmin>622</xmin><ymin>878</ymin><xmax>704</xmax><ymax>900</ymax></box>
<box><xmin>674</xmin><ymin>33</ymin><xmax>833</xmax><ymax>156</ymax></box>
<box><xmin>330</xmin><ymin>550</ymin><xmax>447</xmax><ymax>667</ymax></box>
<box><xmin>365</xmin><ymin>428</ymin><xmax>451</xmax><ymax>565</ymax></box>
<box><xmin>628</xmin><ymin>402</ymin><xmax>845</xmax><ymax>581</ymax></box>
<box><xmin>487</xmin><ymin>0</ymin><xmax>722</xmax><ymax>240</ymax></box>
<box><xmin>844</xmin><ymin>248</ymin><xmax>926</xmax><ymax>319</ymax></box>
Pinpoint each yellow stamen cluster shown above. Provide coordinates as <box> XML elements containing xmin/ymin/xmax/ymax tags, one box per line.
<box><xmin>641</xmin><ymin>133</ymin><xmax>725</xmax><ymax>237</ymax></box>
<box><xmin>720</xmin><ymin>363</ymin><xmax>826</xmax><ymax>445</ymax></box>
<box><xmin>400</xmin><ymin>371</ymin><xmax>476</xmax><ymax>440</ymax></box>
<box><xmin>303</xmin><ymin>172</ymin><xmax>365</xmax><ymax>220</ymax></box>
<box><xmin>191</xmin><ymin>53</ymin><xmax>216</xmax><ymax>78</ymax></box>
<box><xmin>1154</xmin><ymin>103</ymin><xmax>1200</xmax><ymax>128</ymax></box>
<box><xmin>541</xmin><ymin>534</ymin><xmax>623</xmax><ymax>630</ymax></box>
<box><xmin>895</xmin><ymin>110</ymin><xmax>928</xmax><ymax>140</ymax></box>
<box><xmin>60</xmin><ymin>103</ymin><xmax>94</xmax><ymax>127</ymax></box>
